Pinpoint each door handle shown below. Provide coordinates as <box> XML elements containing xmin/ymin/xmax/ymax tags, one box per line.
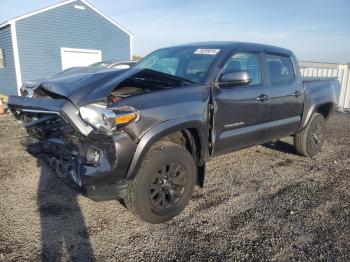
<box><xmin>292</xmin><ymin>91</ymin><xmax>302</xmax><ymax>97</ymax></box>
<box><xmin>257</xmin><ymin>94</ymin><xmax>269</xmax><ymax>102</ymax></box>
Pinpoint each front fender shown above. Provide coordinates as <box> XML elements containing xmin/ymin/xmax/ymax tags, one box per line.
<box><xmin>125</xmin><ymin>114</ymin><xmax>209</xmax><ymax>179</ymax></box>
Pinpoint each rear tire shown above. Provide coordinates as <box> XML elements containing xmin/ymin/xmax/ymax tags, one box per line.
<box><xmin>124</xmin><ymin>141</ymin><xmax>196</xmax><ymax>224</ymax></box>
<box><xmin>294</xmin><ymin>113</ymin><xmax>325</xmax><ymax>157</ymax></box>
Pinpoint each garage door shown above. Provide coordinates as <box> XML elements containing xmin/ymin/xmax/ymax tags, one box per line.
<box><xmin>61</xmin><ymin>48</ymin><xmax>102</xmax><ymax>70</ymax></box>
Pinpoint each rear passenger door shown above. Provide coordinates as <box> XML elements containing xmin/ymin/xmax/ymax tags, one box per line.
<box><xmin>264</xmin><ymin>53</ymin><xmax>304</xmax><ymax>139</ymax></box>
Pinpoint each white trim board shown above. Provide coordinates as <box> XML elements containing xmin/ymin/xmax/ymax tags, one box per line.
<box><xmin>0</xmin><ymin>0</ymin><xmax>134</xmax><ymax>37</ymax></box>
<box><xmin>61</xmin><ymin>47</ymin><xmax>102</xmax><ymax>53</ymax></box>
<box><xmin>130</xmin><ymin>37</ymin><xmax>133</xmax><ymax>60</ymax></box>
<box><xmin>10</xmin><ymin>21</ymin><xmax>22</xmax><ymax>95</ymax></box>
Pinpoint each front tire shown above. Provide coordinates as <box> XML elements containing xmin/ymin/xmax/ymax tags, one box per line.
<box><xmin>294</xmin><ymin>113</ymin><xmax>326</xmax><ymax>157</ymax></box>
<box><xmin>124</xmin><ymin>141</ymin><xmax>196</xmax><ymax>224</ymax></box>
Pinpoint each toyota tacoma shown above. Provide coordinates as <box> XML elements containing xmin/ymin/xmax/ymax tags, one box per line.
<box><xmin>8</xmin><ymin>42</ymin><xmax>341</xmax><ymax>223</ymax></box>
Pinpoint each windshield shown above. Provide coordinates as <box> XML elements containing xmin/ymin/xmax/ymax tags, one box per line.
<box><xmin>134</xmin><ymin>47</ymin><xmax>221</xmax><ymax>83</ymax></box>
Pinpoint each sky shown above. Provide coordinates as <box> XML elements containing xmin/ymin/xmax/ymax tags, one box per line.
<box><xmin>0</xmin><ymin>0</ymin><xmax>349</xmax><ymax>63</ymax></box>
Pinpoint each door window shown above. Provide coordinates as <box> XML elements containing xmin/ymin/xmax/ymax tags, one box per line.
<box><xmin>266</xmin><ymin>54</ymin><xmax>295</xmax><ymax>85</ymax></box>
<box><xmin>222</xmin><ymin>52</ymin><xmax>262</xmax><ymax>85</ymax></box>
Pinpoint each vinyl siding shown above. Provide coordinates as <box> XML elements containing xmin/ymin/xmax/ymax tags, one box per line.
<box><xmin>16</xmin><ymin>0</ymin><xmax>131</xmax><ymax>84</ymax></box>
<box><xmin>0</xmin><ymin>25</ymin><xmax>17</xmax><ymax>95</ymax></box>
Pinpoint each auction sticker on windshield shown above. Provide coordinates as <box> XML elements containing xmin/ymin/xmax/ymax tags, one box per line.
<box><xmin>194</xmin><ymin>49</ymin><xmax>220</xmax><ymax>55</ymax></box>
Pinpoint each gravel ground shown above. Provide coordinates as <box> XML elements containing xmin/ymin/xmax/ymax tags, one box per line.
<box><xmin>0</xmin><ymin>112</ymin><xmax>349</xmax><ymax>261</ymax></box>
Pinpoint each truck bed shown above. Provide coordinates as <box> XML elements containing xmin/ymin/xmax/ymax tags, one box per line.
<box><xmin>300</xmin><ymin>77</ymin><xmax>341</xmax><ymax>129</ymax></box>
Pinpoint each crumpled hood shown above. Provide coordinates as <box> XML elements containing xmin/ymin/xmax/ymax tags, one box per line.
<box><xmin>39</xmin><ymin>68</ymin><xmax>193</xmax><ymax>107</ymax></box>
<box><xmin>40</xmin><ymin>68</ymin><xmax>142</xmax><ymax>106</ymax></box>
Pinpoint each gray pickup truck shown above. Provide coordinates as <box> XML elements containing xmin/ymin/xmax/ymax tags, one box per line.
<box><xmin>8</xmin><ymin>42</ymin><xmax>340</xmax><ymax>223</ymax></box>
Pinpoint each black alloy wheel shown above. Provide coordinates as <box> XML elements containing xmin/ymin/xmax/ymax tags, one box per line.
<box><xmin>149</xmin><ymin>162</ymin><xmax>187</xmax><ymax>210</ymax></box>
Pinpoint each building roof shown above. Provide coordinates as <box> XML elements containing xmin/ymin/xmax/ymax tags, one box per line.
<box><xmin>0</xmin><ymin>0</ymin><xmax>133</xmax><ymax>37</ymax></box>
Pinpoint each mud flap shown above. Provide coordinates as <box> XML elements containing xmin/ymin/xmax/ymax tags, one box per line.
<box><xmin>197</xmin><ymin>163</ymin><xmax>206</xmax><ymax>187</ymax></box>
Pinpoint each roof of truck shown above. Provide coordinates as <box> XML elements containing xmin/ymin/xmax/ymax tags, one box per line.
<box><xmin>170</xmin><ymin>41</ymin><xmax>294</xmax><ymax>56</ymax></box>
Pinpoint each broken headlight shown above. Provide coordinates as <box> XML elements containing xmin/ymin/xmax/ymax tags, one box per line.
<box><xmin>79</xmin><ymin>103</ymin><xmax>139</xmax><ymax>134</ymax></box>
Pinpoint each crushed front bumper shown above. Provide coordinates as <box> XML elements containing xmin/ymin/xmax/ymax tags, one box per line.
<box><xmin>8</xmin><ymin>96</ymin><xmax>137</xmax><ymax>201</ymax></box>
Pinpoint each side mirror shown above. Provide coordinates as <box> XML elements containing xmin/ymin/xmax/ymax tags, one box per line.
<box><xmin>218</xmin><ymin>71</ymin><xmax>252</xmax><ymax>87</ymax></box>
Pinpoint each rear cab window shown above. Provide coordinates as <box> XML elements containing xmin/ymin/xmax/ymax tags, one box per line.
<box><xmin>266</xmin><ymin>54</ymin><xmax>295</xmax><ymax>85</ymax></box>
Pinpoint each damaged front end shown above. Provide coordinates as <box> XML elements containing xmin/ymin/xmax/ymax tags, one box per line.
<box><xmin>8</xmin><ymin>67</ymin><xmax>194</xmax><ymax>201</ymax></box>
<box><xmin>8</xmin><ymin>95</ymin><xmax>137</xmax><ymax>201</ymax></box>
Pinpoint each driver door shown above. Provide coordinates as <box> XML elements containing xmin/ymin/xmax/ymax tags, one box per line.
<box><xmin>211</xmin><ymin>50</ymin><xmax>270</xmax><ymax>155</ymax></box>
